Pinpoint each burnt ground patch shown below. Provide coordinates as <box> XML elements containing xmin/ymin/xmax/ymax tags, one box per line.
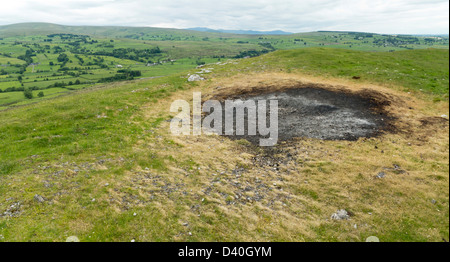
<box><xmin>210</xmin><ymin>85</ymin><xmax>394</xmax><ymax>145</ymax></box>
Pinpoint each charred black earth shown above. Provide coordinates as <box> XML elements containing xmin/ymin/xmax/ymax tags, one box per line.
<box><xmin>218</xmin><ymin>87</ymin><xmax>392</xmax><ymax>145</ymax></box>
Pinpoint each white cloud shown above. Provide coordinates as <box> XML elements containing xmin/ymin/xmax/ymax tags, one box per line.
<box><xmin>0</xmin><ymin>0</ymin><xmax>448</xmax><ymax>34</ymax></box>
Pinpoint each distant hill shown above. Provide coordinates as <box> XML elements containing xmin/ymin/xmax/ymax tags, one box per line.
<box><xmin>0</xmin><ymin>22</ymin><xmax>293</xmax><ymax>38</ymax></box>
<box><xmin>0</xmin><ymin>22</ymin><xmax>225</xmax><ymax>38</ymax></box>
<box><xmin>412</xmin><ymin>34</ymin><xmax>449</xmax><ymax>37</ymax></box>
<box><xmin>187</xmin><ymin>27</ymin><xmax>293</xmax><ymax>35</ymax></box>
<box><xmin>318</xmin><ymin>31</ymin><xmax>449</xmax><ymax>38</ymax></box>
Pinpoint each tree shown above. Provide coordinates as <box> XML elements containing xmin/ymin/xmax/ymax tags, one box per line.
<box><xmin>38</xmin><ymin>91</ymin><xmax>44</xmax><ymax>98</ymax></box>
<box><xmin>24</xmin><ymin>89</ymin><xmax>33</xmax><ymax>99</ymax></box>
<box><xmin>57</xmin><ymin>53</ymin><xmax>69</xmax><ymax>63</ymax></box>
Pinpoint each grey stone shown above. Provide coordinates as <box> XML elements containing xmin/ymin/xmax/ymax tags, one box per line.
<box><xmin>1</xmin><ymin>202</ymin><xmax>21</xmax><ymax>217</ymax></box>
<box><xmin>34</xmin><ymin>194</ymin><xmax>45</xmax><ymax>203</ymax></box>
<box><xmin>331</xmin><ymin>209</ymin><xmax>350</xmax><ymax>220</ymax></box>
<box><xmin>366</xmin><ymin>236</ymin><xmax>380</xmax><ymax>242</ymax></box>
<box><xmin>188</xmin><ymin>74</ymin><xmax>205</xmax><ymax>82</ymax></box>
<box><xmin>376</xmin><ymin>172</ymin><xmax>386</xmax><ymax>178</ymax></box>
<box><xmin>66</xmin><ymin>236</ymin><xmax>80</xmax><ymax>242</ymax></box>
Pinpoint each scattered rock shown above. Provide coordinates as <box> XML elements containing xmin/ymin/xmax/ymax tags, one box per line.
<box><xmin>1</xmin><ymin>202</ymin><xmax>22</xmax><ymax>217</ymax></box>
<box><xmin>382</xmin><ymin>164</ymin><xmax>407</xmax><ymax>175</ymax></box>
<box><xmin>331</xmin><ymin>209</ymin><xmax>350</xmax><ymax>220</ymax></box>
<box><xmin>197</xmin><ymin>69</ymin><xmax>212</xmax><ymax>74</ymax></box>
<box><xmin>188</xmin><ymin>74</ymin><xmax>205</xmax><ymax>82</ymax></box>
<box><xmin>431</xmin><ymin>199</ymin><xmax>437</xmax><ymax>205</ymax></box>
<box><xmin>366</xmin><ymin>236</ymin><xmax>380</xmax><ymax>242</ymax></box>
<box><xmin>376</xmin><ymin>172</ymin><xmax>386</xmax><ymax>179</ymax></box>
<box><xmin>34</xmin><ymin>194</ymin><xmax>45</xmax><ymax>203</ymax></box>
<box><xmin>66</xmin><ymin>236</ymin><xmax>80</xmax><ymax>242</ymax></box>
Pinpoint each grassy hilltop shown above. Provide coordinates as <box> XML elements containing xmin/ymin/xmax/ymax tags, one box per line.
<box><xmin>0</xmin><ymin>23</ymin><xmax>448</xmax><ymax>242</ymax></box>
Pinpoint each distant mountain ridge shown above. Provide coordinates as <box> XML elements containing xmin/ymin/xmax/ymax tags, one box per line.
<box><xmin>0</xmin><ymin>22</ymin><xmax>295</xmax><ymax>38</ymax></box>
<box><xmin>1</xmin><ymin>23</ymin><xmax>446</xmax><ymax>38</ymax></box>
<box><xmin>187</xmin><ymin>27</ymin><xmax>293</xmax><ymax>35</ymax></box>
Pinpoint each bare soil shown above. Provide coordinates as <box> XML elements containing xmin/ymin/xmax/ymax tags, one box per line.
<box><xmin>213</xmin><ymin>85</ymin><xmax>395</xmax><ymax>144</ymax></box>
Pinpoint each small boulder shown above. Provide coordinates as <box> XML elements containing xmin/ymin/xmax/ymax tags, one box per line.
<box><xmin>366</xmin><ymin>236</ymin><xmax>380</xmax><ymax>242</ymax></box>
<box><xmin>376</xmin><ymin>172</ymin><xmax>386</xmax><ymax>179</ymax></box>
<box><xmin>34</xmin><ymin>194</ymin><xmax>45</xmax><ymax>203</ymax></box>
<box><xmin>66</xmin><ymin>236</ymin><xmax>80</xmax><ymax>242</ymax></box>
<box><xmin>188</xmin><ymin>74</ymin><xmax>205</xmax><ymax>82</ymax></box>
<box><xmin>331</xmin><ymin>209</ymin><xmax>350</xmax><ymax>220</ymax></box>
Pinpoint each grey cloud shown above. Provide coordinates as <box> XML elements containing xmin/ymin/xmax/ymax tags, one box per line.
<box><xmin>0</xmin><ymin>0</ymin><xmax>448</xmax><ymax>34</ymax></box>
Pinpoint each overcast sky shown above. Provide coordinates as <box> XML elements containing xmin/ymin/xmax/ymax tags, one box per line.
<box><xmin>0</xmin><ymin>0</ymin><xmax>448</xmax><ymax>34</ymax></box>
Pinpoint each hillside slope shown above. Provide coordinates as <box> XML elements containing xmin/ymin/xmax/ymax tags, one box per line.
<box><xmin>0</xmin><ymin>48</ymin><xmax>448</xmax><ymax>242</ymax></box>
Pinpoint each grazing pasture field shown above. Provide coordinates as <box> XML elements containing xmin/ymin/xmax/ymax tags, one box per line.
<box><xmin>0</xmin><ymin>23</ymin><xmax>448</xmax><ymax>109</ymax></box>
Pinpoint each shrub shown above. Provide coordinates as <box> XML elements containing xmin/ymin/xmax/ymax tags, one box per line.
<box><xmin>24</xmin><ymin>89</ymin><xmax>33</xmax><ymax>99</ymax></box>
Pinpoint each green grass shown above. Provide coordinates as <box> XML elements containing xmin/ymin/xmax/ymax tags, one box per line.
<box><xmin>0</xmin><ymin>56</ymin><xmax>25</xmax><ymax>65</ymax></box>
<box><xmin>0</xmin><ymin>75</ymin><xmax>186</xmax><ymax>161</ymax></box>
<box><xmin>0</xmin><ymin>74</ymin><xmax>196</xmax><ymax>241</ymax></box>
<box><xmin>235</xmin><ymin>48</ymin><xmax>449</xmax><ymax>97</ymax></box>
<box><xmin>0</xmin><ymin>87</ymin><xmax>78</xmax><ymax>109</ymax></box>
